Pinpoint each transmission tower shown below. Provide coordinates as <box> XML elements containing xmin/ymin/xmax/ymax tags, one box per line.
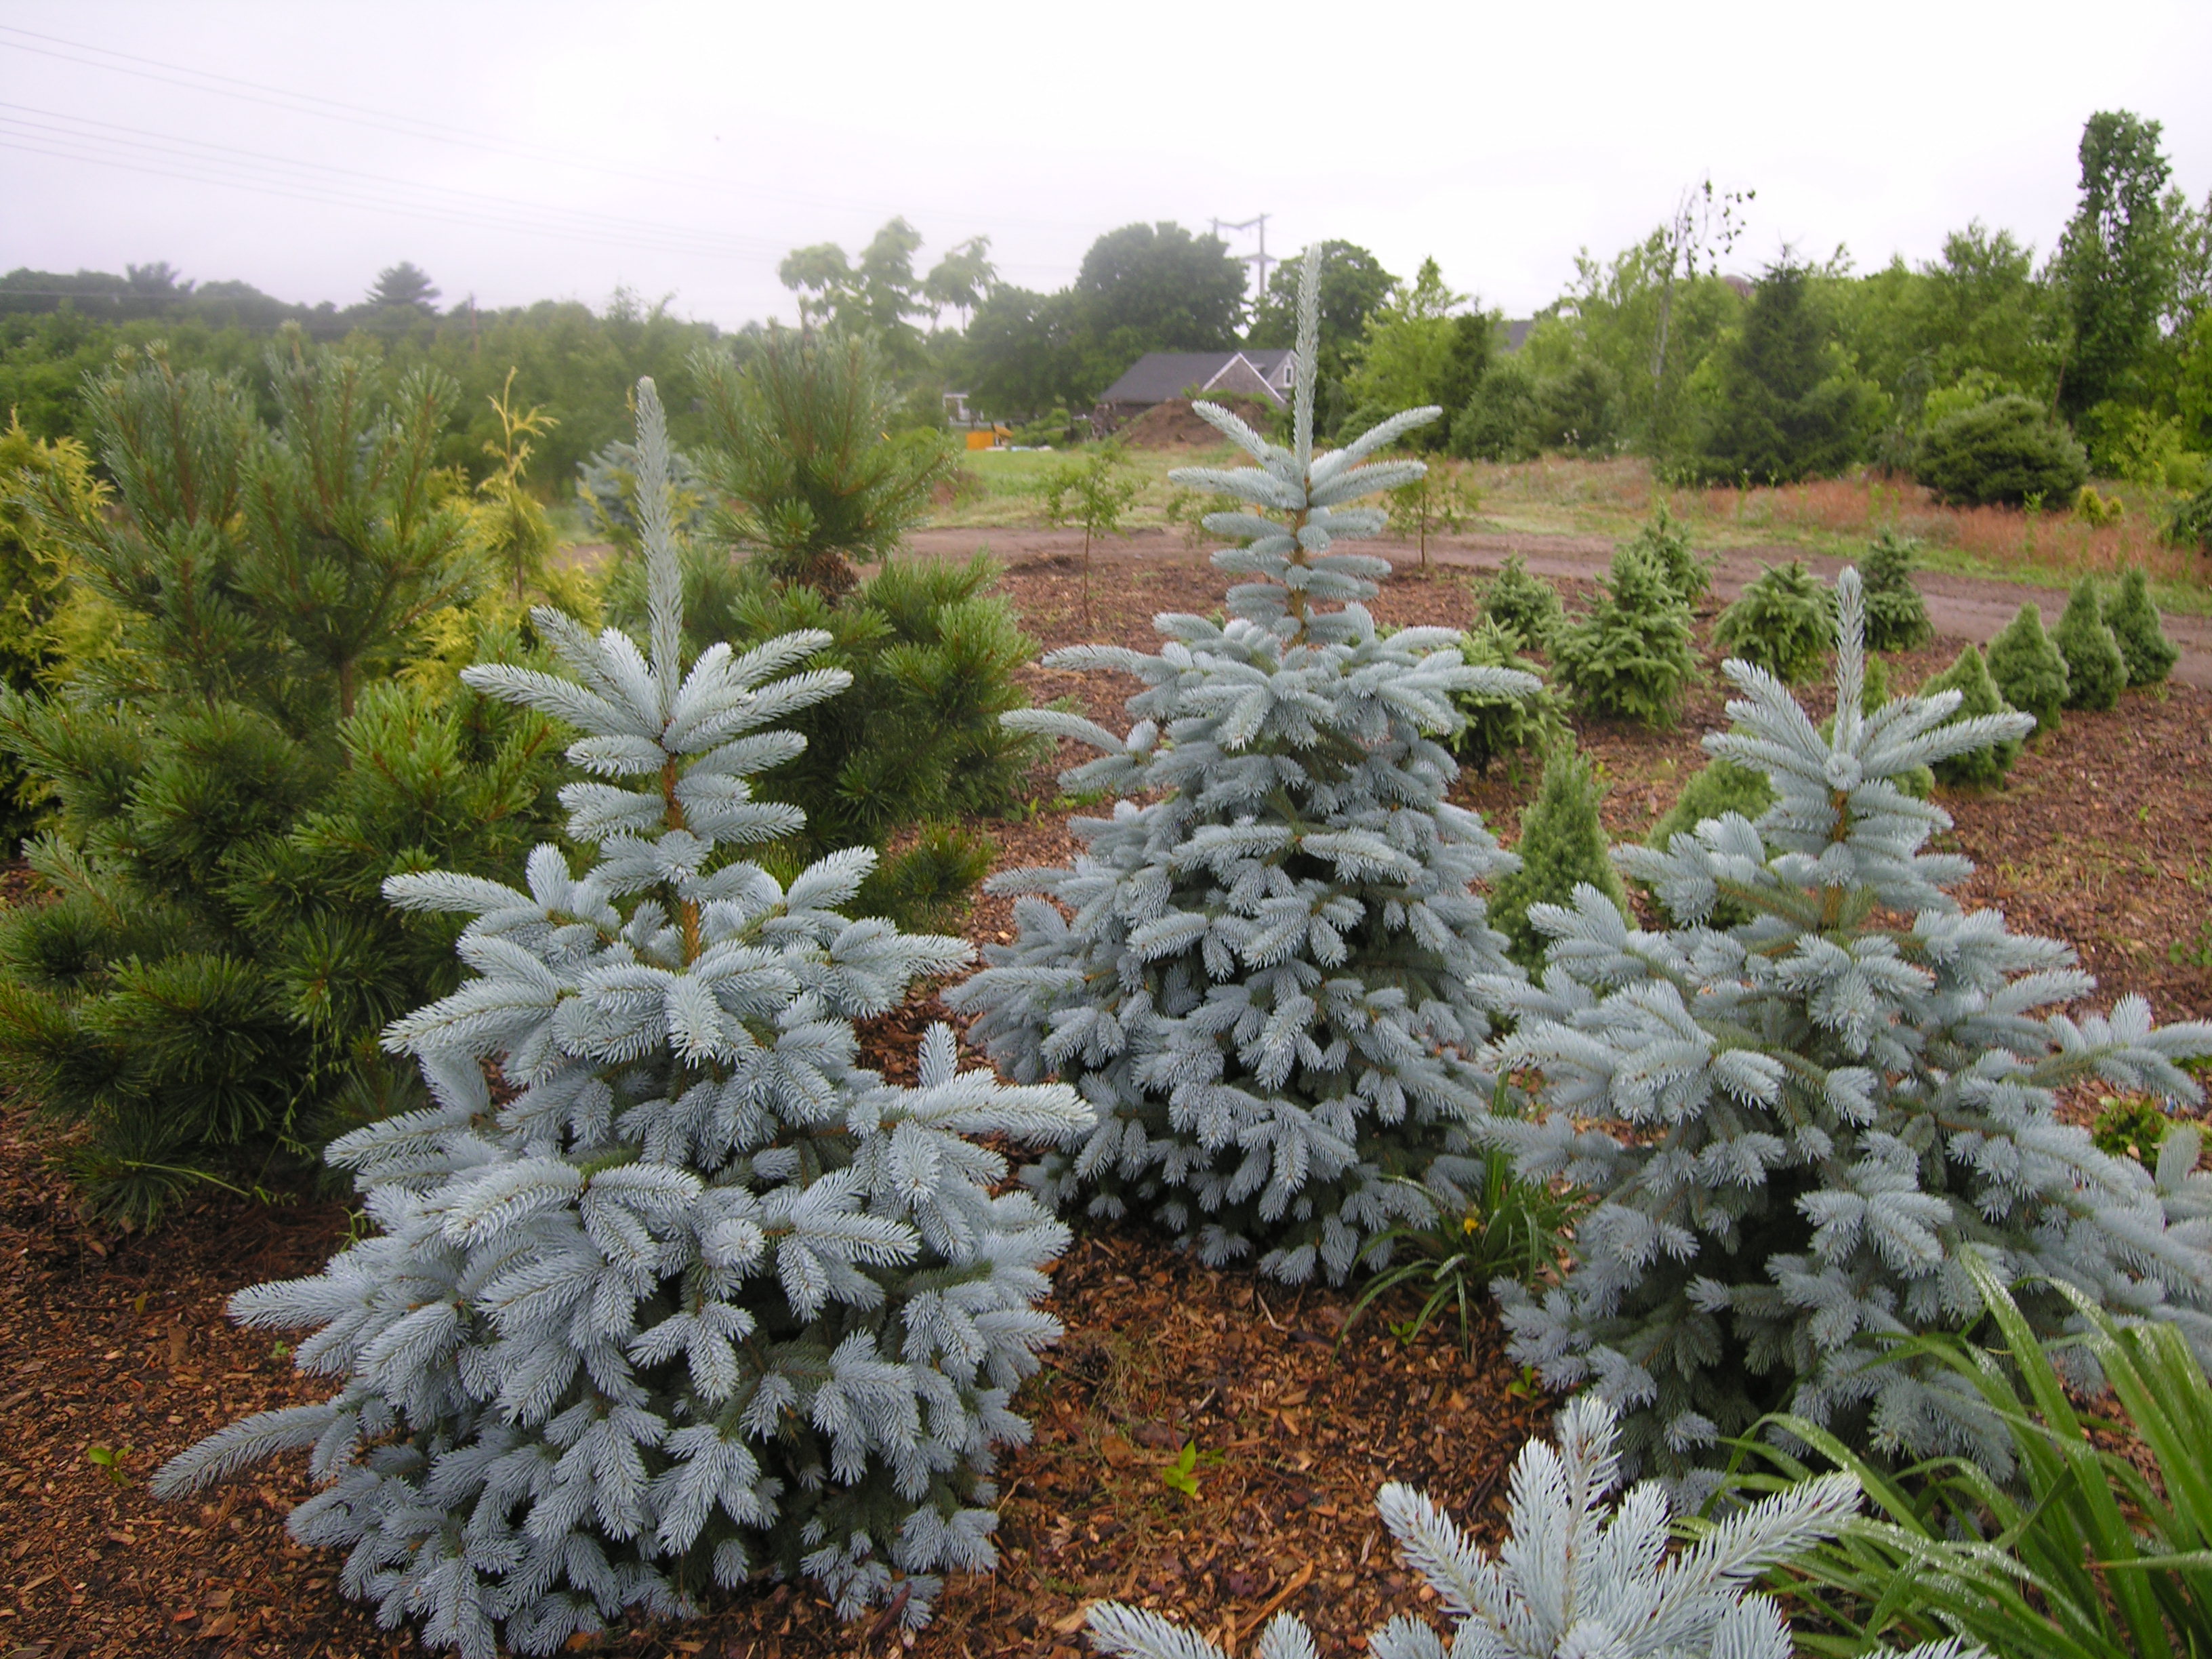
<box><xmin>1211</xmin><ymin>213</ymin><xmax>1274</xmax><ymax>295</ymax></box>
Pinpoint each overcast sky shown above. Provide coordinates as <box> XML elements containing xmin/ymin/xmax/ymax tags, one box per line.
<box><xmin>4</xmin><ymin>0</ymin><xmax>2209</xmax><ymax>329</ymax></box>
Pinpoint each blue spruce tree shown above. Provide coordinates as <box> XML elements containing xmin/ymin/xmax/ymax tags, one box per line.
<box><xmin>949</xmin><ymin>247</ymin><xmax>1538</xmax><ymax>1285</ymax></box>
<box><xmin>152</xmin><ymin>381</ymin><xmax>1091</xmax><ymax>1655</ymax></box>
<box><xmin>1477</xmin><ymin>569</ymin><xmax>2212</xmax><ymax>1488</ymax></box>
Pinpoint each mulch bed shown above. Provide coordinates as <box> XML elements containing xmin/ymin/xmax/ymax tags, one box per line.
<box><xmin>3</xmin><ymin>548</ymin><xmax>2208</xmax><ymax>1657</ymax></box>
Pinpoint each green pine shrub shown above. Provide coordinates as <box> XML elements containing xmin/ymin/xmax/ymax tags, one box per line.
<box><xmin>1919</xmin><ymin>644</ymin><xmax>2022</xmax><ymax>788</ymax></box>
<box><xmin>1714</xmin><ymin>560</ymin><xmax>1836</xmax><ymax>685</ymax></box>
<box><xmin>0</xmin><ymin>347</ymin><xmax>569</xmax><ymax>1225</ymax></box>
<box><xmin>1913</xmin><ymin>394</ymin><xmax>2090</xmax><ymax>506</ymax></box>
<box><xmin>607</xmin><ymin>547</ymin><xmax>1039</xmax><ymax>926</ymax></box>
<box><xmin>1986</xmin><ymin>602</ymin><xmax>2070</xmax><ymax>733</ymax></box>
<box><xmin>2055</xmin><ymin>577</ymin><xmax>2127</xmax><ymax>711</ymax></box>
<box><xmin>1860</xmin><ymin>529</ymin><xmax>1934</xmax><ymax>651</ymax></box>
<box><xmin>1552</xmin><ymin>545</ymin><xmax>1700</xmax><ymax>726</ymax></box>
<box><xmin>1448</xmin><ymin>616</ymin><xmax>1567</xmax><ymax>779</ymax></box>
<box><xmin>1473</xmin><ymin>554</ymin><xmax>1563</xmax><ymax>648</ymax></box>
<box><xmin>1622</xmin><ymin>504</ymin><xmax>1713</xmax><ymax>607</ymax></box>
<box><xmin>2102</xmin><ymin>567</ymin><xmax>2178</xmax><ymax>687</ymax></box>
<box><xmin>1489</xmin><ymin>745</ymin><xmax>1629</xmax><ymax>970</ymax></box>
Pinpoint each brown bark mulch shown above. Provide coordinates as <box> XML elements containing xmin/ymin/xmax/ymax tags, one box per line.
<box><xmin>3</xmin><ymin>546</ymin><xmax>2208</xmax><ymax>1657</ymax></box>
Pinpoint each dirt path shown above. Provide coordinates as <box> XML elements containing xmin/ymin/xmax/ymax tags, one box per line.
<box><xmin>909</xmin><ymin>526</ymin><xmax>2212</xmax><ymax>690</ymax></box>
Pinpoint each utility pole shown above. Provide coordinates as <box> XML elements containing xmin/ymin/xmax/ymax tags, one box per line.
<box><xmin>1212</xmin><ymin>214</ymin><xmax>1273</xmax><ymax>296</ymax></box>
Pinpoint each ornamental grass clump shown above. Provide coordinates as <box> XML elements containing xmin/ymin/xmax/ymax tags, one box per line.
<box><xmin>1477</xmin><ymin>569</ymin><xmax>2212</xmax><ymax>1490</ymax></box>
<box><xmin>1551</xmin><ymin>543</ymin><xmax>1700</xmax><ymax>726</ymax></box>
<box><xmin>2102</xmin><ymin>567</ymin><xmax>2178</xmax><ymax>688</ymax></box>
<box><xmin>1985</xmin><ymin>602</ymin><xmax>2068</xmax><ymax>734</ymax></box>
<box><xmin>152</xmin><ymin>381</ymin><xmax>1092</xmax><ymax>1656</ymax></box>
<box><xmin>1713</xmin><ymin>559</ymin><xmax>1836</xmax><ymax>686</ymax></box>
<box><xmin>949</xmin><ymin>247</ymin><xmax>1538</xmax><ymax>1286</ymax></box>
<box><xmin>2054</xmin><ymin>577</ymin><xmax>2126</xmax><ymax>712</ymax></box>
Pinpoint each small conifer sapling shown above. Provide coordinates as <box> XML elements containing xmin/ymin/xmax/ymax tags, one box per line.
<box><xmin>1713</xmin><ymin>559</ymin><xmax>1835</xmax><ymax>686</ymax></box>
<box><xmin>1860</xmin><ymin>529</ymin><xmax>1934</xmax><ymax>652</ymax></box>
<box><xmin>1449</xmin><ymin>616</ymin><xmax>1566</xmax><ymax>779</ymax></box>
<box><xmin>951</xmin><ymin>246</ymin><xmax>1539</xmax><ymax>1285</ymax></box>
<box><xmin>1552</xmin><ymin>544</ymin><xmax>1700</xmax><ymax>726</ymax></box>
<box><xmin>1919</xmin><ymin>644</ymin><xmax>2021</xmax><ymax>789</ymax></box>
<box><xmin>152</xmin><ymin>381</ymin><xmax>1092</xmax><ymax>1655</ymax></box>
<box><xmin>1986</xmin><ymin>601</ymin><xmax>2069</xmax><ymax>733</ymax></box>
<box><xmin>2102</xmin><ymin>567</ymin><xmax>2178</xmax><ymax>687</ymax></box>
<box><xmin>1490</xmin><ymin>745</ymin><xmax>1629</xmax><ymax>971</ymax></box>
<box><xmin>1476</xmin><ymin>554</ymin><xmax>1564</xmax><ymax>649</ymax></box>
<box><xmin>2054</xmin><ymin>577</ymin><xmax>2126</xmax><ymax>711</ymax></box>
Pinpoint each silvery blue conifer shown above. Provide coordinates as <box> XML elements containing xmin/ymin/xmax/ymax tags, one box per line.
<box><xmin>1084</xmin><ymin>1395</ymin><xmax>1973</xmax><ymax>1659</ymax></box>
<box><xmin>1479</xmin><ymin>569</ymin><xmax>2212</xmax><ymax>1488</ymax></box>
<box><xmin>152</xmin><ymin>380</ymin><xmax>1092</xmax><ymax>1656</ymax></box>
<box><xmin>949</xmin><ymin>247</ymin><xmax>1538</xmax><ymax>1284</ymax></box>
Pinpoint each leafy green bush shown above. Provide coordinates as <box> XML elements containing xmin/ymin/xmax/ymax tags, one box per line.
<box><xmin>2170</xmin><ymin>480</ymin><xmax>2212</xmax><ymax>553</ymax></box>
<box><xmin>1913</xmin><ymin>394</ymin><xmax>2089</xmax><ymax>506</ymax></box>
<box><xmin>1714</xmin><ymin>560</ymin><xmax>1835</xmax><ymax>684</ymax></box>
<box><xmin>1448</xmin><ymin>617</ymin><xmax>1566</xmax><ymax>778</ymax></box>
<box><xmin>1860</xmin><ymin>529</ymin><xmax>1934</xmax><ymax>651</ymax></box>
<box><xmin>1743</xmin><ymin>1258</ymin><xmax>2212</xmax><ymax>1659</ymax></box>
<box><xmin>2055</xmin><ymin>576</ymin><xmax>2127</xmax><ymax>710</ymax></box>
<box><xmin>1920</xmin><ymin>644</ymin><xmax>2022</xmax><ymax>788</ymax></box>
<box><xmin>1474</xmin><ymin>553</ymin><xmax>1564</xmax><ymax>647</ymax></box>
<box><xmin>1552</xmin><ymin>544</ymin><xmax>1700</xmax><ymax>725</ymax></box>
<box><xmin>1489</xmin><ymin>745</ymin><xmax>1629</xmax><ymax>970</ymax></box>
<box><xmin>0</xmin><ymin>347</ymin><xmax>567</xmax><ymax>1225</ymax></box>
<box><xmin>2103</xmin><ymin>567</ymin><xmax>2178</xmax><ymax>687</ymax></box>
<box><xmin>1986</xmin><ymin>601</ymin><xmax>2070</xmax><ymax>732</ymax></box>
<box><xmin>607</xmin><ymin>548</ymin><xmax>1039</xmax><ymax>926</ymax></box>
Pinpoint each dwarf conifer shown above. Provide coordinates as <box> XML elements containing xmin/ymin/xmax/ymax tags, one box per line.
<box><xmin>1622</xmin><ymin>505</ymin><xmax>1713</xmax><ymax>607</ymax></box>
<box><xmin>2102</xmin><ymin>567</ymin><xmax>2178</xmax><ymax>687</ymax></box>
<box><xmin>2055</xmin><ymin>577</ymin><xmax>2126</xmax><ymax>710</ymax></box>
<box><xmin>1490</xmin><ymin>746</ymin><xmax>1629</xmax><ymax>970</ymax></box>
<box><xmin>1860</xmin><ymin>529</ymin><xmax>1934</xmax><ymax>652</ymax></box>
<box><xmin>1713</xmin><ymin>560</ymin><xmax>1835</xmax><ymax>685</ymax></box>
<box><xmin>1917</xmin><ymin>645</ymin><xmax>2021</xmax><ymax>789</ymax></box>
<box><xmin>1449</xmin><ymin>615</ymin><xmax>1566</xmax><ymax>779</ymax></box>
<box><xmin>153</xmin><ymin>380</ymin><xmax>1090</xmax><ymax>1654</ymax></box>
<box><xmin>951</xmin><ymin>247</ymin><xmax>1538</xmax><ymax>1285</ymax></box>
<box><xmin>1986</xmin><ymin>601</ymin><xmax>2069</xmax><ymax>733</ymax></box>
<box><xmin>1475</xmin><ymin>554</ymin><xmax>1564</xmax><ymax>648</ymax></box>
<box><xmin>1479</xmin><ymin>571</ymin><xmax>2212</xmax><ymax>1490</ymax></box>
<box><xmin>1552</xmin><ymin>545</ymin><xmax>1700</xmax><ymax>726</ymax></box>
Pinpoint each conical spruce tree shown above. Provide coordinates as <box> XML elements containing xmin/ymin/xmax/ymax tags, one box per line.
<box><xmin>949</xmin><ymin>247</ymin><xmax>1539</xmax><ymax>1286</ymax></box>
<box><xmin>1476</xmin><ymin>554</ymin><xmax>1564</xmax><ymax>649</ymax></box>
<box><xmin>152</xmin><ymin>380</ymin><xmax>1091</xmax><ymax>1654</ymax></box>
<box><xmin>1920</xmin><ymin>645</ymin><xmax>2022</xmax><ymax>789</ymax></box>
<box><xmin>2102</xmin><ymin>567</ymin><xmax>2178</xmax><ymax>687</ymax></box>
<box><xmin>1986</xmin><ymin>601</ymin><xmax>2069</xmax><ymax>733</ymax></box>
<box><xmin>1552</xmin><ymin>543</ymin><xmax>1700</xmax><ymax>726</ymax></box>
<box><xmin>1490</xmin><ymin>746</ymin><xmax>1629</xmax><ymax>970</ymax></box>
<box><xmin>1478</xmin><ymin>569</ymin><xmax>2212</xmax><ymax>1490</ymax></box>
<box><xmin>1448</xmin><ymin>615</ymin><xmax>1566</xmax><ymax>779</ymax></box>
<box><xmin>2054</xmin><ymin>576</ymin><xmax>2126</xmax><ymax>711</ymax></box>
<box><xmin>1713</xmin><ymin>560</ymin><xmax>1835</xmax><ymax>686</ymax></box>
<box><xmin>1860</xmin><ymin>529</ymin><xmax>1933</xmax><ymax>652</ymax></box>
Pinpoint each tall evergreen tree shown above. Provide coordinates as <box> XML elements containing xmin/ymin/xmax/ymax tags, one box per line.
<box><xmin>153</xmin><ymin>380</ymin><xmax>1090</xmax><ymax>1654</ymax></box>
<box><xmin>951</xmin><ymin>248</ymin><xmax>1538</xmax><ymax>1285</ymax></box>
<box><xmin>1692</xmin><ymin>261</ymin><xmax>1875</xmax><ymax>483</ymax></box>
<box><xmin>2057</xmin><ymin>111</ymin><xmax>2177</xmax><ymax>416</ymax></box>
<box><xmin>1480</xmin><ymin>571</ymin><xmax>2212</xmax><ymax>1488</ymax></box>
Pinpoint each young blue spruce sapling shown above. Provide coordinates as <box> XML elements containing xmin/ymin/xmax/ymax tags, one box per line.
<box><xmin>152</xmin><ymin>380</ymin><xmax>1092</xmax><ymax>1657</ymax></box>
<box><xmin>950</xmin><ymin>246</ymin><xmax>1540</xmax><ymax>1285</ymax></box>
<box><xmin>1477</xmin><ymin>568</ymin><xmax>2212</xmax><ymax>1491</ymax></box>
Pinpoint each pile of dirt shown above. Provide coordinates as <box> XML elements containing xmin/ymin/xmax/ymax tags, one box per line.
<box><xmin>1116</xmin><ymin>396</ymin><xmax>1277</xmax><ymax>449</ymax></box>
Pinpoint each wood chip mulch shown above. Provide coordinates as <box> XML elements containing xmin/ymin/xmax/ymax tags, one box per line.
<box><xmin>3</xmin><ymin>547</ymin><xmax>2208</xmax><ymax>1657</ymax></box>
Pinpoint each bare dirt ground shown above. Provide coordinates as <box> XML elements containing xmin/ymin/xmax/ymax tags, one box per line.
<box><xmin>908</xmin><ymin>526</ymin><xmax>2212</xmax><ymax>690</ymax></box>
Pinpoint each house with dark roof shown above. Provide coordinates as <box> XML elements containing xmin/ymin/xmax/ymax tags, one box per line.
<box><xmin>1096</xmin><ymin>348</ymin><xmax>1296</xmax><ymax>417</ymax></box>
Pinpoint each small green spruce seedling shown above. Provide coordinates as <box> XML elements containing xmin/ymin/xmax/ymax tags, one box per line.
<box><xmin>1552</xmin><ymin>544</ymin><xmax>1699</xmax><ymax>725</ymax></box>
<box><xmin>1714</xmin><ymin>559</ymin><xmax>1836</xmax><ymax>685</ymax></box>
<box><xmin>1920</xmin><ymin>644</ymin><xmax>2022</xmax><ymax>788</ymax></box>
<box><xmin>1861</xmin><ymin>529</ymin><xmax>1934</xmax><ymax>651</ymax></box>
<box><xmin>1449</xmin><ymin>617</ymin><xmax>1566</xmax><ymax>779</ymax></box>
<box><xmin>2103</xmin><ymin>567</ymin><xmax>2179</xmax><ymax>688</ymax></box>
<box><xmin>1489</xmin><ymin>745</ymin><xmax>1630</xmax><ymax>970</ymax></box>
<box><xmin>1987</xmin><ymin>600</ymin><xmax>2070</xmax><ymax>733</ymax></box>
<box><xmin>1476</xmin><ymin>554</ymin><xmax>1564</xmax><ymax>649</ymax></box>
<box><xmin>1042</xmin><ymin>444</ymin><xmax>1140</xmax><ymax>626</ymax></box>
<box><xmin>1622</xmin><ymin>504</ymin><xmax>1714</xmax><ymax>607</ymax></box>
<box><xmin>2054</xmin><ymin>576</ymin><xmax>2126</xmax><ymax>711</ymax></box>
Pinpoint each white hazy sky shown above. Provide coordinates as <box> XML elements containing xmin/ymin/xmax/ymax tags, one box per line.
<box><xmin>3</xmin><ymin>0</ymin><xmax>2209</xmax><ymax>329</ymax></box>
